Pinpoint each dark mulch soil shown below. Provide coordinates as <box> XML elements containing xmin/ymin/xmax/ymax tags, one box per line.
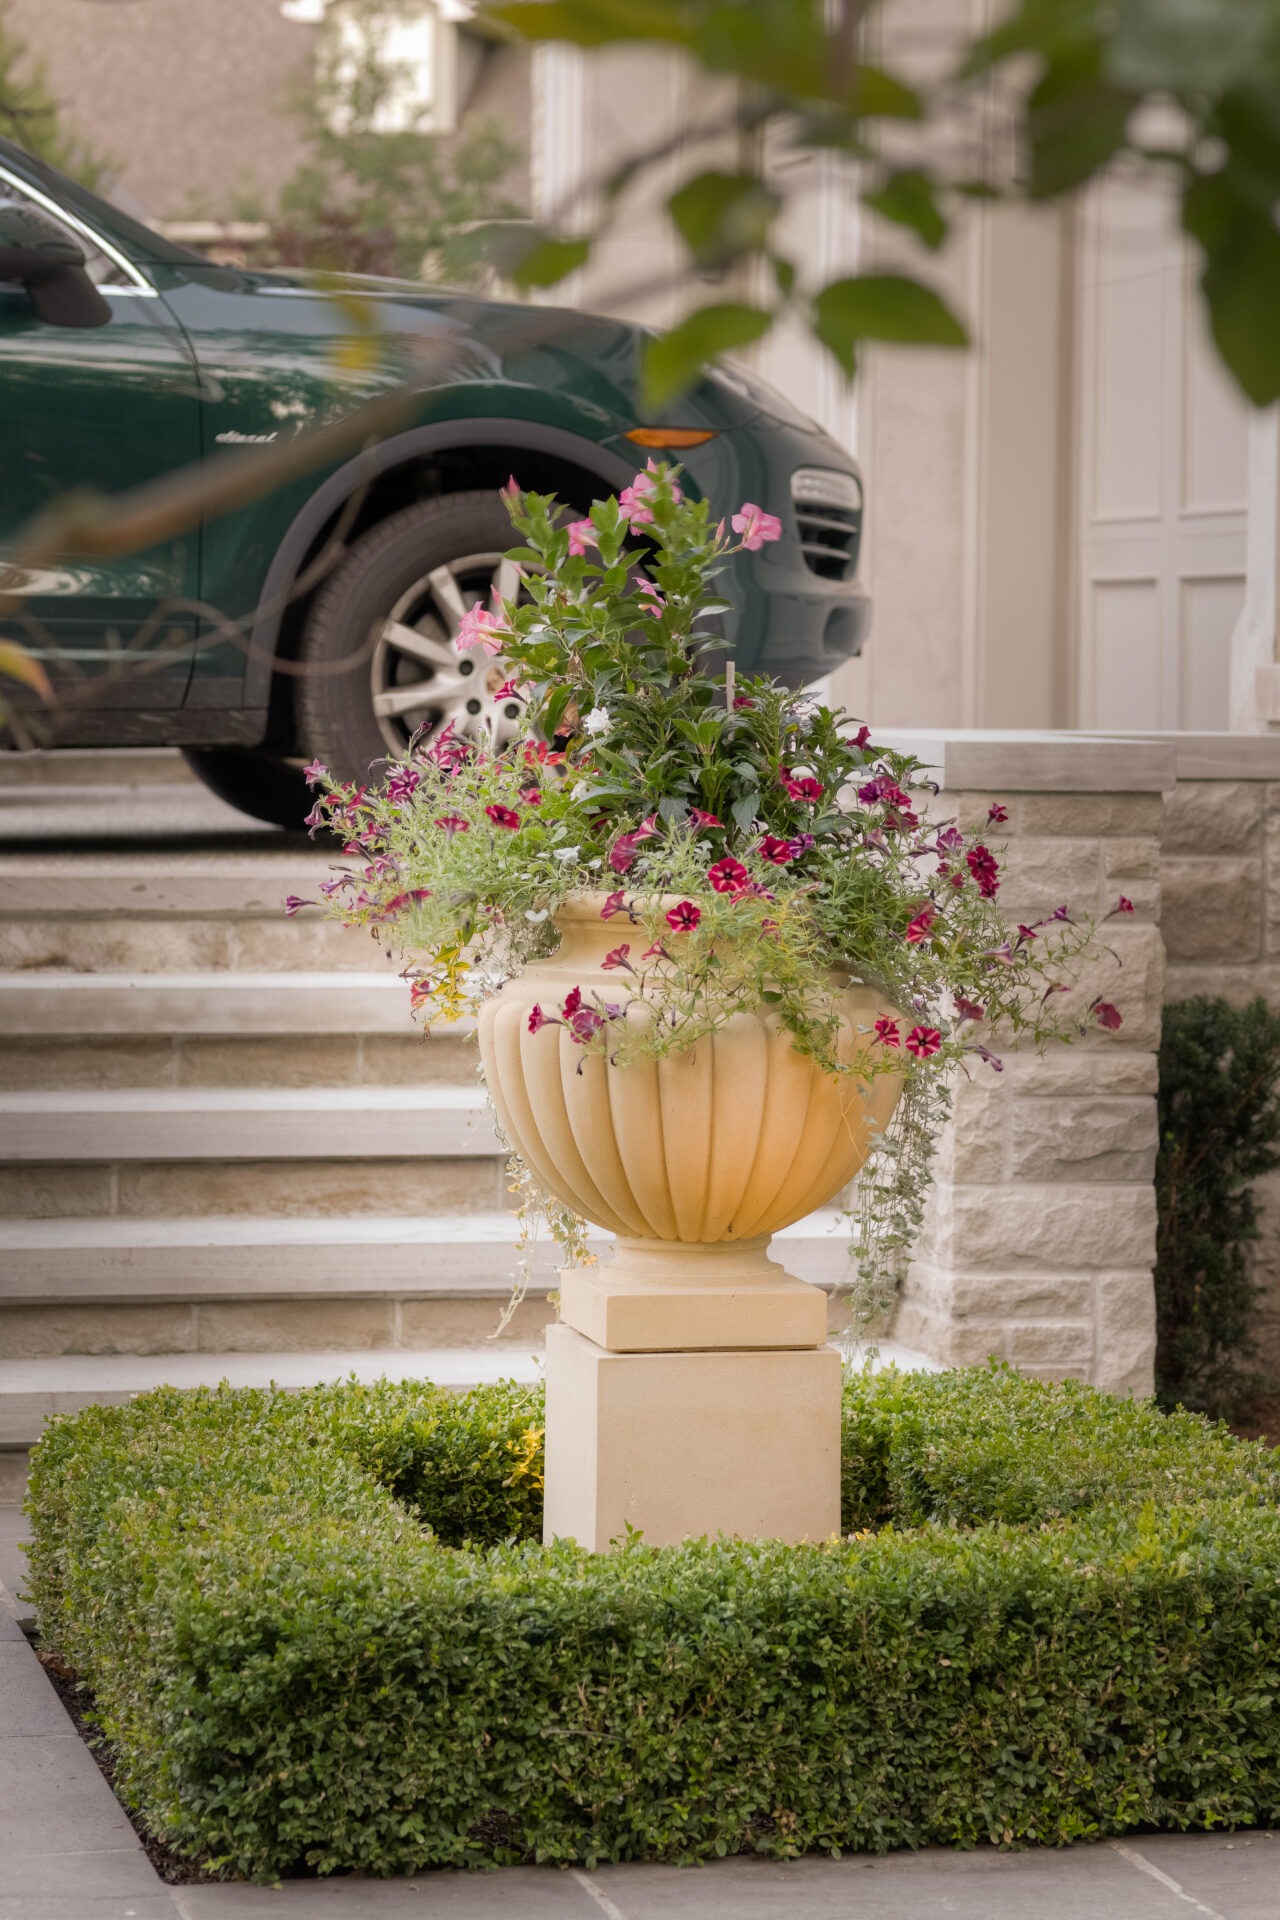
<box><xmin>27</xmin><ymin>1634</ymin><xmax>224</xmax><ymax>1886</ymax></box>
<box><xmin>1232</xmin><ymin>1392</ymin><xmax>1280</xmax><ymax>1449</ymax></box>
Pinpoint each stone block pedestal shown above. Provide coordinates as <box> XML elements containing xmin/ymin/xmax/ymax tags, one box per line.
<box><xmin>542</xmin><ymin>1324</ymin><xmax>842</xmax><ymax>1551</ymax></box>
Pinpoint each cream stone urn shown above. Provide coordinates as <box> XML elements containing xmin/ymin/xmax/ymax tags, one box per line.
<box><xmin>478</xmin><ymin>894</ymin><xmax>903</xmax><ymax>1550</ymax></box>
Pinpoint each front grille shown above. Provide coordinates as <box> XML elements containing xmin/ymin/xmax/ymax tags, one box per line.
<box><xmin>791</xmin><ymin>467</ymin><xmax>862</xmax><ymax>582</ymax></box>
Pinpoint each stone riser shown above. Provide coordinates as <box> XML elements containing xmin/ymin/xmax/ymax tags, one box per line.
<box><xmin>0</xmin><ymin>1158</ymin><xmax>513</xmax><ymax>1220</ymax></box>
<box><xmin>0</xmin><ymin>1034</ymin><xmax>480</xmax><ymax>1092</ymax></box>
<box><xmin>1</xmin><ymin>1293</ymin><xmax>552</xmax><ymax>1358</ymax></box>
<box><xmin>0</xmin><ymin>971</ymin><xmax>444</xmax><ymax>1038</ymax></box>
<box><xmin>0</xmin><ymin>918</ymin><xmax>376</xmax><ymax>973</ymax></box>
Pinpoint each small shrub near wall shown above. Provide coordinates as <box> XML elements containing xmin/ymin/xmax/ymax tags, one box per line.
<box><xmin>25</xmin><ymin>1371</ymin><xmax>1280</xmax><ymax>1882</ymax></box>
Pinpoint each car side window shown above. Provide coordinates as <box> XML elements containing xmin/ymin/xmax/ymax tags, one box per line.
<box><xmin>0</xmin><ymin>178</ymin><xmax>133</xmax><ymax>289</ymax></box>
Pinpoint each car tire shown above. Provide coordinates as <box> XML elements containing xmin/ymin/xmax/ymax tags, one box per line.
<box><xmin>181</xmin><ymin>745</ymin><xmax>313</xmax><ymax>831</ymax></box>
<box><xmin>295</xmin><ymin>491</ymin><xmax>523</xmax><ymax>787</ymax></box>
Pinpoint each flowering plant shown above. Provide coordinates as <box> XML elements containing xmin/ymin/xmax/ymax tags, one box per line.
<box><xmin>304</xmin><ymin>462</ymin><xmax>1127</xmax><ymax>1321</ymax></box>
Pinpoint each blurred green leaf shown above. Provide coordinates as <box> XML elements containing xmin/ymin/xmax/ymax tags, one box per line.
<box><xmin>0</xmin><ymin>638</ymin><xmax>51</xmax><ymax>701</ymax></box>
<box><xmin>1183</xmin><ymin>172</ymin><xmax>1280</xmax><ymax>405</ymax></box>
<box><xmin>641</xmin><ymin>302</ymin><xmax>772</xmax><ymax>408</ymax></box>
<box><xmin>861</xmin><ymin>168</ymin><xmax>947</xmax><ymax>251</ymax></box>
<box><xmin>669</xmin><ymin>171</ymin><xmax>781</xmax><ymax>271</ymax></box>
<box><xmin>813</xmin><ymin>274</ymin><xmax>968</xmax><ymax>377</ymax></box>
<box><xmin>510</xmin><ymin>231</ymin><xmax>593</xmax><ymax>289</ymax></box>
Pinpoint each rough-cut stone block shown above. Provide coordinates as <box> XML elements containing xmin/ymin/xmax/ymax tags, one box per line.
<box><xmin>908</xmin><ymin>1265</ymin><xmax>1094</xmax><ymax>1319</ymax></box>
<box><xmin>1162</xmin><ymin>781</ymin><xmax>1262</xmax><ymax>855</ymax></box>
<box><xmin>932</xmin><ymin>1080</ymin><xmax>1006</xmax><ymax>1185</ymax></box>
<box><xmin>1003</xmin><ymin>1051</ymin><xmax>1158</xmax><ymax>1097</ymax></box>
<box><xmin>399</xmin><ymin>1295</ymin><xmax>547</xmax><ymax>1347</ymax></box>
<box><xmin>927</xmin><ymin>1184</ymin><xmax>1157</xmax><ymax>1272</ymax></box>
<box><xmin>194</xmin><ymin>1299</ymin><xmax>394</xmax><ymax>1352</ymax></box>
<box><xmin>0</xmin><ymin>923</ymin><xmax>233</xmax><ymax>973</ymax></box>
<box><xmin>1094</xmin><ymin>1271</ymin><xmax>1157</xmax><ymax>1396</ymax></box>
<box><xmin>1104</xmin><ymin>838</ymin><xmax>1159</xmax><ymax>881</ymax></box>
<box><xmin>1035</xmin><ymin>923</ymin><xmax>1164</xmax><ymax>1053</ymax></box>
<box><xmin>1161</xmin><ymin>857</ymin><xmax>1262</xmax><ymax>963</ymax></box>
<box><xmin>1009</xmin><ymin>1098</ymin><xmax>1158</xmax><ymax>1183</ymax></box>
<box><xmin>177</xmin><ymin>1036</ymin><xmax>364</xmax><ymax>1087</ymax></box>
<box><xmin>0</xmin><ymin>1304</ymin><xmax>196</xmax><ymax>1357</ymax></box>
<box><xmin>0</xmin><ymin>1040</ymin><xmax>176</xmax><ymax>1091</ymax></box>
<box><xmin>0</xmin><ymin>1165</ymin><xmax>115</xmax><ymax>1218</ymax></box>
<box><xmin>995</xmin><ymin>839</ymin><xmax>1104</xmax><ymax>918</ymax></box>
<box><xmin>114</xmin><ymin>1157</ymin><xmax>507</xmax><ymax>1217</ymax></box>
<box><xmin>1004</xmin><ymin>1320</ymin><xmax>1094</xmax><ymax>1366</ymax></box>
<box><xmin>1163</xmin><ymin>962</ymin><xmax>1280</xmax><ymax>1008</ymax></box>
<box><xmin>228</xmin><ymin>921</ymin><xmax>384</xmax><ymax>971</ymax></box>
<box><xmin>359</xmin><ymin>1035</ymin><xmax>480</xmax><ymax>1086</ymax></box>
<box><xmin>1019</xmin><ymin>792</ymin><xmax>1164</xmax><ymax>838</ymax></box>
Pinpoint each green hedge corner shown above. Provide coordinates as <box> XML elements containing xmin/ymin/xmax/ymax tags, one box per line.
<box><xmin>23</xmin><ymin>1364</ymin><xmax>1280</xmax><ymax>1881</ymax></box>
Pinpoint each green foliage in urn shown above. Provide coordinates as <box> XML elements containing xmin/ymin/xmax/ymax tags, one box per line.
<box><xmin>1156</xmin><ymin>995</ymin><xmax>1280</xmax><ymax>1418</ymax></box>
<box><xmin>25</xmin><ymin>1369</ymin><xmax>1280</xmax><ymax>1880</ymax></box>
<box><xmin>303</xmin><ymin>463</ymin><xmax>1129</xmax><ymax>1316</ymax></box>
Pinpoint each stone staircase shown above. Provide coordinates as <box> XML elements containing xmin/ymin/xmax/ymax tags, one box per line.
<box><xmin>0</xmin><ymin>750</ymin><xmax>858</xmax><ymax>1493</ymax></box>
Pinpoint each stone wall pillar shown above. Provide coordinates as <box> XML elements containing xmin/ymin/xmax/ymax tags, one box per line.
<box><xmin>878</xmin><ymin>733</ymin><xmax>1174</xmax><ymax>1397</ymax></box>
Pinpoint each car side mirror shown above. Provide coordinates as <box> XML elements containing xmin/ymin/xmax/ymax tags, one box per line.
<box><xmin>0</xmin><ymin>202</ymin><xmax>111</xmax><ymax>328</ymax></box>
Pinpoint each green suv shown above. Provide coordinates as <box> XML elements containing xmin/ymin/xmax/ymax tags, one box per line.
<box><xmin>0</xmin><ymin>137</ymin><xmax>869</xmax><ymax>827</ymax></box>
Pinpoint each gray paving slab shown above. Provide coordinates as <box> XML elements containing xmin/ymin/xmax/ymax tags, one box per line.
<box><xmin>0</xmin><ymin>1899</ymin><xmax>179</xmax><ymax>1919</ymax></box>
<box><xmin>0</xmin><ymin>1640</ymin><xmax>76</xmax><ymax>1732</ymax></box>
<box><xmin>171</xmin><ymin>1869</ymin><xmax>603</xmax><ymax>1919</ymax></box>
<box><xmin>4</xmin><ymin>1847</ymin><xmax>171</xmax><ymax>1898</ymax></box>
<box><xmin>1113</xmin><ymin>1831</ymin><xmax>1279</xmax><ymax>1919</ymax></box>
<box><xmin>0</xmin><ymin>1733</ymin><xmax>143</xmax><ymax>1859</ymax></box>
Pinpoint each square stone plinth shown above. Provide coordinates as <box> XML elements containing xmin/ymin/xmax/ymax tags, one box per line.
<box><xmin>542</xmin><ymin>1323</ymin><xmax>842</xmax><ymax>1550</ymax></box>
<box><xmin>558</xmin><ymin>1263</ymin><xmax>827</xmax><ymax>1351</ymax></box>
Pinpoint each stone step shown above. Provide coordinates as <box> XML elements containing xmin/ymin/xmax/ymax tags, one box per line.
<box><xmin>0</xmin><ymin>1337</ymin><xmax>933</xmax><ymax>1458</ymax></box>
<box><xmin>0</xmin><ymin>1086</ymin><xmax>502</xmax><ymax>1163</ymax></box>
<box><xmin>0</xmin><ymin>1210</ymin><xmax>853</xmax><ymax>1298</ymax></box>
<box><xmin>0</xmin><ymin>970</ymin><xmax>429</xmax><ymax>1037</ymax></box>
<box><xmin>0</xmin><ymin>747</ymin><xmax>194</xmax><ymax>787</ymax></box>
<box><xmin>0</xmin><ymin>857</ymin><xmax>329</xmax><ymax>915</ymax></box>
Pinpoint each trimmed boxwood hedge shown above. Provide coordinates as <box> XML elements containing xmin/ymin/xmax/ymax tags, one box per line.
<box><xmin>24</xmin><ymin>1365</ymin><xmax>1280</xmax><ymax>1881</ymax></box>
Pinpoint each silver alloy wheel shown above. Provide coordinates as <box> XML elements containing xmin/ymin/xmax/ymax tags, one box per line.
<box><xmin>369</xmin><ymin>551</ymin><xmax>524</xmax><ymax>757</ymax></box>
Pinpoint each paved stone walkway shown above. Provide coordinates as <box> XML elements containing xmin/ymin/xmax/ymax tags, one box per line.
<box><xmin>1</xmin><ymin>1554</ymin><xmax>1274</xmax><ymax>1920</ymax></box>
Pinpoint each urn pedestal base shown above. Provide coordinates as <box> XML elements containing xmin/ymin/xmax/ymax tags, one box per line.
<box><xmin>542</xmin><ymin>1324</ymin><xmax>842</xmax><ymax>1551</ymax></box>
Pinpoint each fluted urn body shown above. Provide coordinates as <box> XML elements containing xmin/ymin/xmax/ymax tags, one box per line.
<box><xmin>478</xmin><ymin>893</ymin><xmax>903</xmax><ymax>1242</ymax></box>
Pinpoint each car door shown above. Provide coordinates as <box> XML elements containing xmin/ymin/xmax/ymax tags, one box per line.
<box><xmin>0</xmin><ymin>165</ymin><xmax>202</xmax><ymax>711</ymax></box>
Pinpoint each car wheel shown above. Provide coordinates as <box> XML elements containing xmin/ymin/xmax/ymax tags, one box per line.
<box><xmin>181</xmin><ymin>745</ymin><xmax>313</xmax><ymax>831</ymax></box>
<box><xmin>295</xmin><ymin>492</ymin><xmax>528</xmax><ymax>786</ymax></box>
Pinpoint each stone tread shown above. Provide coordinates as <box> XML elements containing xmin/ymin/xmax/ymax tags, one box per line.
<box><xmin>0</xmin><ymin>1085</ymin><xmax>502</xmax><ymax>1161</ymax></box>
<box><xmin>0</xmin><ymin>1211</ymin><xmax>853</xmax><ymax>1298</ymax></box>
<box><xmin>0</xmin><ymin>969</ymin><xmax>453</xmax><ymax>1036</ymax></box>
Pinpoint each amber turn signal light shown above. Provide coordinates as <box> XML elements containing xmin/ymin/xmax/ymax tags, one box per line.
<box><xmin>624</xmin><ymin>427</ymin><xmax>718</xmax><ymax>449</ymax></box>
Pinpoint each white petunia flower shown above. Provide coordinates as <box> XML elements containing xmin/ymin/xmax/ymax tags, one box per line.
<box><xmin>583</xmin><ymin>706</ymin><xmax>612</xmax><ymax>737</ymax></box>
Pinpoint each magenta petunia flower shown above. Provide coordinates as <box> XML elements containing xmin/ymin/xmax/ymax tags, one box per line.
<box><xmin>689</xmin><ymin>808</ymin><xmax>723</xmax><ymax>830</ymax></box>
<box><xmin>758</xmin><ymin>834</ymin><xmax>794</xmax><ymax>865</ymax></box>
<box><xmin>733</xmin><ymin>694</ymin><xmax>755</xmax><ymax>710</ymax></box>
<box><xmin>874</xmin><ymin>1017</ymin><xmax>900</xmax><ymax>1047</ymax></box>
<box><xmin>965</xmin><ymin>844</ymin><xmax>1000</xmax><ymax>898</ymax></box>
<box><xmin>731</xmin><ymin>502</ymin><xmax>783</xmax><ymax>550</ymax></box>
<box><xmin>608</xmin><ymin>832</ymin><xmax>643</xmax><ymax>875</ymax></box>
<box><xmin>303</xmin><ymin>803</ymin><xmax>326</xmax><ymax>832</ymax></box>
<box><xmin>434</xmin><ymin>814</ymin><xmax>469</xmax><ymax>834</ymax></box>
<box><xmin>850</xmin><ymin>724</ymin><xmax>871</xmax><ymax>749</ymax></box>
<box><xmin>562</xmin><ymin>987</ymin><xmax>582</xmax><ymax>1017</ymax></box>
<box><xmin>953</xmin><ymin>995</ymin><xmax>985</xmax><ymax>1025</ymax></box>
<box><xmin>936</xmin><ymin>826</ymin><xmax>964</xmax><ymax>853</ymax></box>
<box><xmin>1107</xmin><ymin>895</ymin><xmax>1134</xmax><ymax>917</ymax></box>
<box><xmin>484</xmin><ymin>804</ymin><xmax>521</xmax><ymax>830</ymax></box>
<box><xmin>599</xmin><ymin>889</ymin><xmax>630</xmax><ymax>920</ymax></box>
<box><xmin>528</xmin><ymin>1004</ymin><xmax>549</xmax><ymax>1034</ymax></box>
<box><xmin>788</xmin><ymin>832</ymin><xmax>816</xmax><ymax>857</ymax></box>
<box><xmin>1093</xmin><ymin>1001</ymin><xmax>1123</xmax><ymax>1030</ymax></box>
<box><xmin>602</xmin><ymin>943</ymin><xmax>633</xmax><ymax>971</ymax></box>
<box><xmin>284</xmin><ymin>895</ymin><xmax>314</xmax><ymax>917</ymax></box>
<box><xmin>665</xmin><ymin>900</ymin><xmax>701</xmax><ymax>932</ymax></box>
<box><xmin>905</xmin><ymin>904</ymin><xmax>938</xmax><ymax>944</ymax></box>
<box><xmin>987</xmin><ymin>802</ymin><xmax>1009</xmax><ymax>824</ymax></box>
<box><xmin>708</xmin><ymin>856</ymin><xmax>749</xmax><ymax>894</ymax></box>
<box><xmin>642</xmin><ymin>939</ymin><xmax>673</xmax><ymax>960</ymax></box>
<box><xmin>386</xmin><ymin>767</ymin><xmax>421</xmax><ymax>804</ymax></box>
<box><xmin>1015</xmin><ymin>924</ymin><xmax>1038</xmax><ymax>944</ymax></box>
<box><xmin>781</xmin><ymin>770</ymin><xmax>824</xmax><ymax>803</ymax></box>
<box><xmin>303</xmin><ymin>759</ymin><xmax>328</xmax><ymax>785</ymax></box>
<box><xmin>566</xmin><ymin>518</ymin><xmax>597</xmax><ymax>556</ymax></box>
<box><xmin>568</xmin><ymin>1006</ymin><xmax>605</xmax><ymax>1043</ymax></box>
<box><xmin>905</xmin><ymin>1025</ymin><xmax>942</xmax><ymax>1058</ymax></box>
<box><xmin>520</xmin><ymin>786</ymin><xmax>542</xmax><ymax>806</ymax></box>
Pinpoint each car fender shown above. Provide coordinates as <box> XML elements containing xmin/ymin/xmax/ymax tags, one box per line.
<box><xmin>243</xmin><ymin>416</ymin><xmax>639</xmax><ymax>711</ymax></box>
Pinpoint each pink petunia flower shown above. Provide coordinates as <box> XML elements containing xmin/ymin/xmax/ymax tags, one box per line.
<box><xmin>602</xmin><ymin>943</ymin><xmax>633</xmax><ymax>971</ymax></box>
<box><xmin>781</xmin><ymin>771</ymin><xmax>824</xmax><ymax>803</ymax></box>
<box><xmin>434</xmin><ymin>814</ymin><xmax>469</xmax><ymax>834</ymax></box>
<box><xmin>568</xmin><ymin>1006</ymin><xmax>606</xmax><ymax>1043</ymax></box>
<box><xmin>850</xmin><ymin>724</ymin><xmax>871</xmax><ymax>749</ymax></box>
<box><xmin>485</xmin><ymin>804</ymin><xmax>521</xmax><ymax>830</ymax></box>
<box><xmin>284</xmin><ymin>896</ymin><xmax>314</xmax><ymax>917</ymax></box>
<box><xmin>619</xmin><ymin>465</ymin><xmax>673</xmax><ymax>526</ymax></box>
<box><xmin>303</xmin><ymin>803</ymin><xmax>326</xmax><ymax>832</ymax></box>
<box><xmin>708</xmin><ymin>856</ymin><xmax>749</xmax><ymax>894</ymax></box>
<box><xmin>520</xmin><ymin>787</ymin><xmax>542</xmax><ymax>806</ymax></box>
<box><xmin>303</xmin><ymin>759</ymin><xmax>328</xmax><ymax>785</ymax></box>
<box><xmin>758</xmin><ymin>834</ymin><xmax>795</xmax><ymax>866</ymax></box>
<box><xmin>733</xmin><ymin>694</ymin><xmax>755</xmax><ymax>710</ymax></box>
<box><xmin>456</xmin><ymin>602</ymin><xmax>510</xmax><ymax>655</ymax></box>
<box><xmin>643</xmin><ymin>939</ymin><xmax>673</xmax><ymax>960</ymax></box>
<box><xmin>731</xmin><ymin>502</ymin><xmax>783</xmax><ymax>550</ymax></box>
<box><xmin>566</xmin><ymin>518</ymin><xmax>597</xmax><ymax>556</ymax></box>
<box><xmin>689</xmin><ymin>808</ymin><xmax>723</xmax><ymax>830</ymax></box>
<box><xmin>637</xmin><ymin>578</ymin><xmax>665</xmax><ymax>618</ymax></box>
<box><xmin>905</xmin><ymin>904</ymin><xmax>938</xmax><ymax>944</ymax></box>
<box><xmin>1093</xmin><ymin>1001</ymin><xmax>1123</xmax><ymax>1031</ymax></box>
<box><xmin>528</xmin><ymin>1004</ymin><xmax>552</xmax><ymax>1034</ymax></box>
<box><xmin>874</xmin><ymin>1017</ymin><xmax>901</xmax><ymax>1047</ymax></box>
<box><xmin>987</xmin><ymin>802</ymin><xmax>1009</xmax><ymax>824</ymax></box>
<box><xmin>953</xmin><ymin>995</ymin><xmax>985</xmax><ymax>1025</ymax></box>
<box><xmin>906</xmin><ymin>1025</ymin><xmax>942</xmax><ymax>1058</ymax></box>
<box><xmin>936</xmin><ymin>826</ymin><xmax>964</xmax><ymax>853</ymax></box>
<box><xmin>599</xmin><ymin>889</ymin><xmax>631</xmax><ymax>920</ymax></box>
<box><xmin>1107</xmin><ymin>895</ymin><xmax>1134</xmax><ymax>917</ymax></box>
<box><xmin>562</xmin><ymin>986</ymin><xmax>582</xmax><ymax>1017</ymax></box>
<box><xmin>665</xmin><ymin>900</ymin><xmax>701</xmax><ymax>933</ymax></box>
